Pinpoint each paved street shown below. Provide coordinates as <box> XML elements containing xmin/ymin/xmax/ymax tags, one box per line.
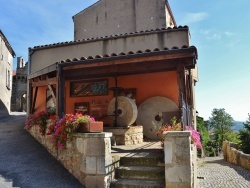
<box><xmin>198</xmin><ymin>156</ymin><xmax>250</xmax><ymax>188</ymax></box>
<box><xmin>0</xmin><ymin>113</ymin><xmax>84</xmax><ymax>188</ymax></box>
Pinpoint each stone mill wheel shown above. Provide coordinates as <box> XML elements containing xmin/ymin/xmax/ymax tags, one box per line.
<box><xmin>108</xmin><ymin>96</ymin><xmax>138</xmax><ymax>127</ymax></box>
<box><xmin>136</xmin><ymin>96</ymin><xmax>179</xmax><ymax>140</ymax></box>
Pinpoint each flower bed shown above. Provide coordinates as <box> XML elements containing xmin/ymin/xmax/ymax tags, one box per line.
<box><xmin>155</xmin><ymin>116</ymin><xmax>202</xmax><ymax>149</ymax></box>
<box><xmin>25</xmin><ymin>110</ymin><xmax>101</xmax><ymax>149</ymax></box>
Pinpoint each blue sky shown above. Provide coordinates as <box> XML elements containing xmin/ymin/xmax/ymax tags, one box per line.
<box><xmin>0</xmin><ymin>0</ymin><xmax>249</xmax><ymax>121</ymax></box>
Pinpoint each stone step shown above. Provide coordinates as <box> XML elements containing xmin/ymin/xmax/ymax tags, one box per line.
<box><xmin>120</xmin><ymin>156</ymin><xmax>164</xmax><ymax>167</ymax></box>
<box><xmin>116</xmin><ymin>166</ymin><xmax>165</xmax><ymax>180</ymax></box>
<box><xmin>110</xmin><ymin>179</ymin><xmax>165</xmax><ymax>188</ymax></box>
<box><xmin>0</xmin><ymin>175</ymin><xmax>13</xmax><ymax>188</ymax></box>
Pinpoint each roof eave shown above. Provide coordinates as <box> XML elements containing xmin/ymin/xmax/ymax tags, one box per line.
<box><xmin>0</xmin><ymin>29</ymin><xmax>16</xmax><ymax>57</ymax></box>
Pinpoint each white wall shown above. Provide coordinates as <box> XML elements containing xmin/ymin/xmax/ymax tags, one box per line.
<box><xmin>0</xmin><ymin>37</ymin><xmax>13</xmax><ymax>115</ymax></box>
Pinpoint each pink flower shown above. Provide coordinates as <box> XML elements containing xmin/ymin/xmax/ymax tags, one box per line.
<box><xmin>186</xmin><ymin>126</ymin><xmax>202</xmax><ymax>149</ymax></box>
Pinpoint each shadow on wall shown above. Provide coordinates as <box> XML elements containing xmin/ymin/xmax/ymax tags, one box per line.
<box><xmin>0</xmin><ymin>100</ymin><xmax>9</xmax><ymax>117</ymax></box>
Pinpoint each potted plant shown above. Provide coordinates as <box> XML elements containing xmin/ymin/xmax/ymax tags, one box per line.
<box><xmin>155</xmin><ymin>116</ymin><xmax>202</xmax><ymax>149</ymax></box>
<box><xmin>76</xmin><ymin>114</ymin><xmax>103</xmax><ymax>133</ymax></box>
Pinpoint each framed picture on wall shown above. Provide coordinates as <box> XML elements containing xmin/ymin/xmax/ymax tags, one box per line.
<box><xmin>74</xmin><ymin>102</ymin><xmax>89</xmax><ymax>114</ymax></box>
<box><xmin>70</xmin><ymin>79</ymin><xmax>108</xmax><ymax>97</ymax></box>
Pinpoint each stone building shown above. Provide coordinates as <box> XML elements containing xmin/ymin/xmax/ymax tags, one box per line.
<box><xmin>27</xmin><ymin>0</ymin><xmax>199</xmax><ymax>187</ymax></box>
<box><xmin>0</xmin><ymin>29</ymin><xmax>16</xmax><ymax>117</ymax></box>
<box><xmin>11</xmin><ymin>57</ymin><xmax>27</xmax><ymax>112</ymax></box>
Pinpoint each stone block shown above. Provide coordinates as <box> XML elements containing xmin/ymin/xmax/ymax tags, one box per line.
<box><xmin>80</xmin><ymin>157</ymin><xmax>87</xmax><ymax>173</ymax></box>
<box><xmin>164</xmin><ymin>141</ymin><xmax>173</xmax><ymax>164</ymax></box>
<box><xmin>76</xmin><ymin>137</ymin><xmax>84</xmax><ymax>154</ymax></box>
<box><xmin>85</xmin><ymin>175</ymin><xmax>111</xmax><ymax>188</ymax></box>
<box><xmin>104</xmin><ymin>126</ymin><xmax>143</xmax><ymax>145</ymax></box>
<box><xmin>83</xmin><ymin>137</ymin><xmax>111</xmax><ymax>157</ymax></box>
<box><xmin>166</xmin><ymin>183</ymin><xmax>191</xmax><ymax>188</ymax></box>
<box><xmin>97</xmin><ymin>156</ymin><xmax>113</xmax><ymax>174</ymax></box>
<box><xmin>86</xmin><ymin>156</ymin><xmax>97</xmax><ymax>174</ymax></box>
<box><xmin>165</xmin><ymin>165</ymin><xmax>192</xmax><ymax>183</ymax></box>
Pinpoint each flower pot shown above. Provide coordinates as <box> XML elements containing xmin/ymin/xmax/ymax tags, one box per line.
<box><xmin>77</xmin><ymin>122</ymin><xmax>90</xmax><ymax>133</ymax></box>
<box><xmin>89</xmin><ymin>121</ymin><xmax>103</xmax><ymax>132</ymax></box>
<box><xmin>77</xmin><ymin>122</ymin><xmax>103</xmax><ymax>133</ymax></box>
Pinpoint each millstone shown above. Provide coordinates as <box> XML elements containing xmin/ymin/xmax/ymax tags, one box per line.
<box><xmin>136</xmin><ymin>96</ymin><xmax>179</xmax><ymax>140</ymax></box>
<box><xmin>108</xmin><ymin>96</ymin><xmax>138</xmax><ymax>126</ymax></box>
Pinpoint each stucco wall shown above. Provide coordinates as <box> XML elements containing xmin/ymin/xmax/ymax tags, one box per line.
<box><xmin>73</xmin><ymin>0</ymin><xmax>174</xmax><ymax>40</ymax></box>
<box><xmin>222</xmin><ymin>141</ymin><xmax>250</xmax><ymax>171</ymax></box>
<box><xmin>0</xmin><ymin>37</ymin><xmax>13</xmax><ymax>116</ymax></box>
<box><xmin>33</xmin><ymin>71</ymin><xmax>178</xmax><ymax>126</ymax></box>
<box><xmin>30</xmin><ymin>29</ymin><xmax>190</xmax><ymax>74</ymax></box>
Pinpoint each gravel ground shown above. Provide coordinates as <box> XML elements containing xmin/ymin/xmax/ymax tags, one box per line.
<box><xmin>0</xmin><ymin>113</ymin><xmax>84</xmax><ymax>188</ymax></box>
<box><xmin>198</xmin><ymin>156</ymin><xmax>250</xmax><ymax>188</ymax></box>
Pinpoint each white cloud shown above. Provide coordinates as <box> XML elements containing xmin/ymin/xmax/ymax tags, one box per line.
<box><xmin>206</xmin><ymin>33</ymin><xmax>221</xmax><ymax>40</ymax></box>
<box><xmin>200</xmin><ymin>29</ymin><xmax>221</xmax><ymax>41</ymax></box>
<box><xmin>224</xmin><ymin>31</ymin><xmax>235</xmax><ymax>37</ymax></box>
<box><xmin>183</xmin><ymin>12</ymin><xmax>208</xmax><ymax>24</ymax></box>
<box><xmin>200</xmin><ymin>29</ymin><xmax>213</xmax><ymax>35</ymax></box>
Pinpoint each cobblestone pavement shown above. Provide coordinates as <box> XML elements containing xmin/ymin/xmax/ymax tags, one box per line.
<box><xmin>0</xmin><ymin>113</ymin><xmax>84</xmax><ymax>188</ymax></box>
<box><xmin>198</xmin><ymin>156</ymin><xmax>250</xmax><ymax>188</ymax></box>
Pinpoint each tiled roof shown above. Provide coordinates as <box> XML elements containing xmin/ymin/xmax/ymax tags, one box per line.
<box><xmin>0</xmin><ymin>29</ymin><xmax>16</xmax><ymax>57</ymax></box>
<box><xmin>59</xmin><ymin>45</ymin><xmax>197</xmax><ymax>64</ymax></box>
<box><xmin>28</xmin><ymin>45</ymin><xmax>197</xmax><ymax>80</ymax></box>
<box><xmin>30</xmin><ymin>26</ymin><xmax>189</xmax><ymax>50</ymax></box>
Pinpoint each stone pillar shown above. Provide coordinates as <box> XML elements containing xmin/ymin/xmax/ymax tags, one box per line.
<box><xmin>164</xmin><ymin>131</ymin><xmax>193</xmax><ymax>188</ymax></box>
<box><xmin>77</xmin><ymin>133</ymin><xmax>113</xmax><ymax>188</ymax></box>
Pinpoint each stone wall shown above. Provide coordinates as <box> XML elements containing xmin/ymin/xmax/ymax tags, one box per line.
<box><xmin>222</xmin><ymin>141</ymin><xmax>250</xmax><ymax>170</ymax></box>
<box><xmin>73</xmin><ymin>0</ymin><xmax>174</xmax><ymax>40</ymax></box>
<box><xmin>28</xmin><ymin>125</ymin><xmax>114</xmax><ymax>188</ymax></box>
<box><xmin>11</xmin><ymin>57</ymin><xmax>27</xmax><ymax>112</ymax></box>
<box><xmin>104</xmin><ymin>126</ymin><xmax>143</xmax><ymax>145</ymax></box>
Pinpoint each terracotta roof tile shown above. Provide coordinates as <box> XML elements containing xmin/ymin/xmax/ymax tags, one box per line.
<box><xmin>153</xmin><ymin>48</ymin><xmax>160</xmax><ymax>51</ymax></box>
<box><xmin>136</xmin><ymin>50</ymin><xmax>143</xmax><ymax>54</ymax></box>
<box><xmin>95</xmin><ymin>55</ymin><xmax>102</xmax><ymax>59</ymax></box>
<box><xmin>111</xmin><ymin>53</ymin><xmax>118</xmax><ymax>57</ymax></box>
<box><xmin>59</xmin><ymin>46</ymin><xmax>197</xmax><ymax>64</ymax></box>
<box><xmin>119</xmin><ymin>52</ymin><xmax>126</xmax><ymax>56</ymax></box>
<box><xmin>29</xmin><ymin>26</ymin><xmax>189</xmax><ymax>50</ymax></box>
<box><xmin>127</xmin><ymin>51</ymin><xmax>134</xmax><ymax>55</ymax></box>
<box><xmin>80</xmin><ymin>57</ymin><xmax>87</xmax><ymax>60</ymax></box>
<box><xmin>87</xmin><ymin>56</ymin><xmax>94</xmax><ymax>60</ymax></box>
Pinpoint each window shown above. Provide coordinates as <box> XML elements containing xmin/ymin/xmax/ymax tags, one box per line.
<box><xmin>6</xmin><ymin>69</ymin><xmax>10</xmax><ymax>89</ymax></box>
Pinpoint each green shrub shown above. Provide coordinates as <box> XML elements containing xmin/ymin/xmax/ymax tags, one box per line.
<box><xmin>238</xmin><ymin>114</ymin><xmax>250</xmax><ymax>154</ymax></box>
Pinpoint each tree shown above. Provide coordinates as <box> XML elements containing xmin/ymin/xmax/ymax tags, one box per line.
<box><xmin>238</xmin><ymin>114</ymin><xmax>250</xmax><ymax>154</ymax></box>
<box><xmin>196</xmin><ymin>116</ymin><xmax>210</xmax><ymax>148</ymax></box>
<box><xmin>196</xmin><ymin>116</ymin><xmax>211</xmax><ymax>157</ymax></box>
<box><xmin>208</xmin><ymin>108</ymin><xmax>234</xmax><ymax>146</ymax></box>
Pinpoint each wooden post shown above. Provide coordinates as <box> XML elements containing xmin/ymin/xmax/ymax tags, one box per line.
<box><xmin>31</xmin><ymin>86</ymin><xmax>38</xmax><ymax>113</ymax></box>
<box><xmin>58</xmin><ymin>65</ymin><xmax>65</xmax><ymax>118</ymax></box>
<box><xmin>177</xmin><ymin>64</ymin><xmax>188</xmax><ymax>129</ymax></box>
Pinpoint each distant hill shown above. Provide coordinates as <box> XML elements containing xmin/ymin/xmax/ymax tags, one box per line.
<box><xmin>232</xmin><ymin>121</ymin><xmax>244</xmax><ymax>131</ymax></box>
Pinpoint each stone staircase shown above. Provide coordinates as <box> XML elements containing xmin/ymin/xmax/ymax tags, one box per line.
<box><xmin>0</xmin><ymin>175</ymin><xmax>14</xmax><ymax>188</ymax></box>
<box><xmin>110</xmin><ymin>156</ymin><xmax>165</xmax><ymax>188</ymax></box>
